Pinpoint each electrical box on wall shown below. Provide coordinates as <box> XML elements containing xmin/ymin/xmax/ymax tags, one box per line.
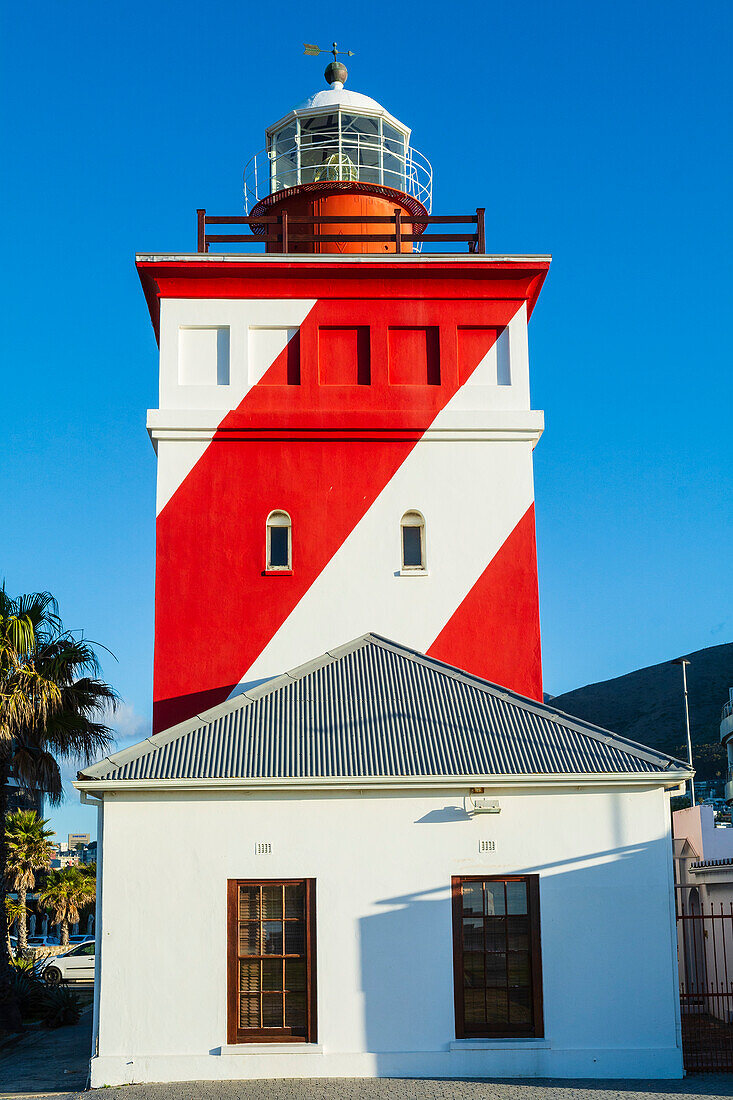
<box><xmin>469</xmin><ymin>796</ymin><xmax>500</xmax><ymax>814</ymax></box>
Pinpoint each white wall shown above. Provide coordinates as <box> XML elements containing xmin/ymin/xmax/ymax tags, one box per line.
<box><xmin>91</xmin><ymin>783</ymin><xmax>682</xmax><ymax>1084</ymax></box>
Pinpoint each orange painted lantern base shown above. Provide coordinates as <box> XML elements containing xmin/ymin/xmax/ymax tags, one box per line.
<box><xmin>250</xmin><ymin>182</ymin><xmax>428</xmax><ymax>255</ymax></box>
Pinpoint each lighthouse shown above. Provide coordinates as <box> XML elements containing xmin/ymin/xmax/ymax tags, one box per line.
<box><xmin>138</xmin><ymin>59</ymin><xmax>550</xmax><ymax>734</ymax></box>
<box><xmin>83</xmin><ymin>56</ymin><xmax>692</xmax><ymax>1087</ymax></box>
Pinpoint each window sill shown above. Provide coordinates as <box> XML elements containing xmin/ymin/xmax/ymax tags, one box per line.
<box><xmin>262</xmin><ymin>570</ymin><xmax>293</xmax><ymax>577</ymax></box>
<box><xmin>398</xmin><ymin>569</ymin><xmax>430</xmax><ymax>578</ymax></box>
<box><xmin>449</xmin><ymin>1038</ymin><xmax>550</xmax><ymax>1051</ymax></box>
<box><xmin>219</xmin><ymin>1043</ymin><xmax>324</xmax><ymax>1056</ymax></box>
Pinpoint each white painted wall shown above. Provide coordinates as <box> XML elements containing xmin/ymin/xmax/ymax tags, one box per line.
<box><xmin>91</xmin><ymin>783</ymin><xmax>682</xmax><ymax>1085</ymax></box>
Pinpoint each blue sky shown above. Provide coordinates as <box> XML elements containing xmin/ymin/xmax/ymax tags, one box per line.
<box><xmin>2</xmin><ymin>0</ymin><xmax>731</xmax><ymax>839</ymax></box>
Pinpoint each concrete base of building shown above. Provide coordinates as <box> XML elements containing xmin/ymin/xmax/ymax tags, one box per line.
<box><xmin>90</xmin><ymin>1046</ymin><xmax>684</xmax><ymax>1087</ymax></box>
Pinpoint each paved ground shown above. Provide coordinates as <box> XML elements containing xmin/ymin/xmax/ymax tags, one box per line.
<box><xmin>1</xmin><ymin>1016</ymin><xmax>732</xmax><ymax>1100</ymax></box>
<box><xmin>2</xmin><ymin>1079</ymin><xmax>733</xmax><ymax>1100</ymax></box>
<box><xmin>0</xmin><ymin>1007</ymin><xmax>91</xmax><ymax>1098</ymax></box>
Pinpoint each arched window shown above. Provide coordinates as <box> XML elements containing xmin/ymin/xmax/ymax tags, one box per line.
<box><xmin>266</xmin><ymin>511</ymin><xmax>291</xmax><ymax>571</ymax></box>
<box><xmin>401</xmin><ymin>510</ymin><xmax>426</xmax><ymax>572</ymax></box>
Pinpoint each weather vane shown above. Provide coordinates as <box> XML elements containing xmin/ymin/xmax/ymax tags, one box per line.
<box><xmin>303</xmin><ymin>42</ymin><xmax>354</xmax><ymax>62</ymax></box>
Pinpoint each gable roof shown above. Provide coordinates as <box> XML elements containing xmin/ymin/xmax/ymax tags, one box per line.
<box><xmin>79</xmin><ymin>635</ymin><xmax>691</xmax><ymax>786</ymax></box>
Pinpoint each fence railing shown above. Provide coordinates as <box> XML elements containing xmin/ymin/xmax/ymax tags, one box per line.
<box><xmin>677</xmin><ymin>898</ymin><xmax>733</xmax><ymax>1071</ymax></box>
<box><xmin>196</xmin><ymin>208</ymin><xmax>486</xmax><ymax>255</ymax></box>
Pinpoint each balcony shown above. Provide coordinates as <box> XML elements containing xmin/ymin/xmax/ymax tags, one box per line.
<box><xmin>195</xmin><ymin>207</ymin><xmax>487</xmax><ymax>255</ymax></box>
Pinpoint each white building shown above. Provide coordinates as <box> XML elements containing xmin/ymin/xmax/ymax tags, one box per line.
<box><xmin>77</xmin><ymin>635</ymin><xmax>689</xmax><ymax>1085</ymax></box>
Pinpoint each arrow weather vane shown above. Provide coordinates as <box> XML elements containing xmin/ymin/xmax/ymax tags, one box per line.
<box><xmin>303</xmin><ymin>42</ymin><xmax>354</xmax><ymax>61</ymax></box>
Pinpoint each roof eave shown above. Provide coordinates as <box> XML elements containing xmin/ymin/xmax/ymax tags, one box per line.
<box><xmin>74</xmin><ymin>769</ymin><xmax>692</xmax><ymax>796</ymax></box>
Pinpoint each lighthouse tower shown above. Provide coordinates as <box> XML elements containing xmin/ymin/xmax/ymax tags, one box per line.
<box><xmin>138</xmin><ymin>62</ymin><xmax>550</xmax><ymax>734</ymax></box>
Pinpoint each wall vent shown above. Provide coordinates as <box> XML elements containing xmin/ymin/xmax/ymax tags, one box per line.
<box><xmin>254</xmin><ymin>842</ymin><xmax>272</xmax><ymax>855</ymax></box>
<box><xmin>478</xmin><ymin>839</ymin><xmax>496</xmax><ymax>853</ymax></box>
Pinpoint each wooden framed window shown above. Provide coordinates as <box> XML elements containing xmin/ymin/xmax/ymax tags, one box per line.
<box><xmin>452</xmin><ymin>875</ymin><xmax>543</xmax><ymax>1039</ymax></box>
<box><xmin>227</xmin><ymin>879</ymin><xmax>316</xmax><ymax>1044</ymax></box>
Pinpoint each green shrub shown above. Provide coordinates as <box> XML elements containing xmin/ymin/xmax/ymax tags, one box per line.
<box><xmin>8</xmin><ymin>968</ymin><xmax>46</xmax><ymax>1017</ymax></box>
<box><xmin>40</xmin><ymin>985</ymin><xmax>81</xmax><ymax>1028</ymax></box>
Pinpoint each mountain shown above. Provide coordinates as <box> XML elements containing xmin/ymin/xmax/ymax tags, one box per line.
<box><xmin>550</xmin><ymin>643</ymin><xmax>733</xmax><ymax>780</ymax></box>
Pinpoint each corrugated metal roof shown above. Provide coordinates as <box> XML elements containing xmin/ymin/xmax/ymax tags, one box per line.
<box><xmin>81</xmin><ymin>635</ymin><xmax>689</xmax><ymax>783</ymax></box>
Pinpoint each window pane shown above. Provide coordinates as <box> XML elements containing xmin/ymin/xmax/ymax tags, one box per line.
<box><xmin>507</xmin><ymin>915</ymin><xmax>529</xmax><ymax>952</ymax></box>
<box><xmin>484</xmin><ymin>883</ymin><xmax>506</xmax><ymax>916</ymax></box>
<box><xmin>402</xmin><ymin>525</ymin><xmax>422</xmax><ymax>567</ymax></box>
<box><xmin>285</xmin><ymin>883</ymin><xmax>305</xmax><ymax>919</ymax></box>
<box><xmin>463</xmin><ymin>951</ymin><xmax>483</xmax><ymax>989</ymax></box>
<box><xmin>485</xmin><ymin>952</ymin><xmax>507</xmax><ymax>986</ymax></box>
<box><xmin>285</xmin><ymin>992</ymin><xmax>306</xmax><ymax>1029</ymax></box>
<box><xmin>509</xmin><ymin>986</ymin><xmax>532</xmax><ymax>1025</ymax></box>
<box><xmin>239</xmin><ymin>960</ymin><xmax>260</xmax><ymax>992</ymax></box>
<box><xmin>484</xmin><ymin>917</ymin><xmax>506</xmax><ymax>955</ymax></box>
<box><xmin>82</xmin><ymin>944</ymin><xmax>95</xmax><ymax>956</ymax></box>
<box><xmin>262</xmin><ymin>992</ymin><xmax>283</xmax><ymax>1027</ymax></box>
<box><xmin>508</xmin><ymin>953</ymin><xmax>531</xmax><ymax>987</ymax></box>
<box><xmin>263</xmin><ymin>921</ymin><xmax>283</xmax><ymax>955</ymax></box>
<box><xmin>285</xmin><ymin>920</ymin><xmax>305</xmax><ymax>955</ymax></box>
<box><xmin>239</xmin><ymin>922</ymin><xmax>260</xmax><ymax>955</ymax></box>
<box><xmin>462</xmin><ymin>882</ymin><xmax>483</xmax><ymax>916</ymax></box>
<box><xmin>486</xmin><ymin>986</ymin><xmax>509</xmax><ymax>1024</ymax></box>
<box><xmin>285</xmin><ymin>957</ymin><xmax>306</xmax><ymax>992</ymax></box>
<box><xmin>239</xmin><ymin>886</ymin><xmax>259</xmax><ymax>920</ymax></box>
<box><xmin>262</xmin><ymin>885</ymin><xmax>283</xmax><ymax>919</ymax></box>
<box><xmin>269</xmin><ymin>526</ymin><xmax>289</xmax><ymax>568</ymax></box>
<box><xmin>463</xmin><ymin>917</ymin><xmax>483</xmax><ymax>953</ymax></box>
<box><xmin>239</xmin><ymin>994</ymin><xmax>259</xmax><ymax>1028</ymax></box>
<box><xmin>464</xmin><ymin>988</ymin><xmax>485</xmax><ymax>1024</ymax></box>
<box><xmin>262</xmin><ymin>958</ymin><xmax>282</xmax><ymax>991</ymax></box>
<box><xmin>506</xmin><ymin>881</ymin><xmax>527</xmax><ymax>915</ymax></box>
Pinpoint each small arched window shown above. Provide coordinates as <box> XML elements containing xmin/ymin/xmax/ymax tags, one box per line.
<box><xmin>401</xmin><ymin>510</ymin><xmax>426</xmax><ymax>572</ymax></box>
<box><xmin>266</xmin><ymin>511</ymin><xmax>291</xmax><ymax>571</ymax></box>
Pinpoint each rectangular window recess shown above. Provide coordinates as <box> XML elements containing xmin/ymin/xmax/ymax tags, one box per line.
<box><xmin>227</xmin><ymin>879</ymin><xmax>317</xmax><ymax>1045</ymax></box>
<box><xmin>452</xmin><ymin>875</ymin><xmax>543</xmax><ymax>1041</ymax></box>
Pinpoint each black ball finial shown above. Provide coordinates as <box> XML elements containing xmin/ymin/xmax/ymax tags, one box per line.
<box><xmin>325</xmin><ymin>60</ymin><xmax>348</xmax><ymax>86</ymax></box>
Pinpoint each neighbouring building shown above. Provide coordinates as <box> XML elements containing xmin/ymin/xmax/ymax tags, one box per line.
<box><xmin>77</xmin><ymin>61</ymin><xmax>692</xmax><ymax>1086</ymax></box>
<box><xmin>68</xmin><ymin>833</ymin><xmax>90</xmax><ymax>850</ymax></box>
<box><xmin>673</xmin><ymin>803</ymin><xmax>733</xmax><ymax>1029</ymax></box>
<box><xmin>721</xmin><ymin>688</ymin><xmax>733</xmax><ymax>802</ymax></box>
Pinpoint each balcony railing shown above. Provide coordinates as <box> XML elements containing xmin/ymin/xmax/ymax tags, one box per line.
<box><xmin>195</xmin><ymin>208</ymin><xmax>486</xmax><ymax>255</ymax></box>
<box><xmin>722</xmin><ymin>699</ymin><xmax>733</xmax><ymax>722</ymax></box>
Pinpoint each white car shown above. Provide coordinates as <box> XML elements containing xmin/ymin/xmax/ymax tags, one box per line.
<box><xmin>36</xmin><ymin>940</ymin><xmax>95</xmax><ymax>984</ymax></box>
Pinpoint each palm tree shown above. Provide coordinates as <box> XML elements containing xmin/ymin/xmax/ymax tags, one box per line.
<box><xmin>5</xmin><ymin>810</ymin><xmax>55</xmax><ymax>952</ymax></box>
<box><xmin>5</xmin><ymin>896</ymin><xmax>25</xmax><ymax>955</ymax></box>
<box><xmin>0</xmin><ymin>588</ymin><xmax>117</xmax><ymax>1026</ymax></box>
<box><xmin>38</xmin><ymin>867</ymin><xmax>96</xmax><ymax>948</ymax></box>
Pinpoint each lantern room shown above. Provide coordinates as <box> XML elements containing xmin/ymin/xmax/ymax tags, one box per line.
<box><xmin>242</xmin><ymin>62</ymin><xmax>433</xmax><ymax>253</ymax></box>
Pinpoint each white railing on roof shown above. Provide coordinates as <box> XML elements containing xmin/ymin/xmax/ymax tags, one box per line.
<box><xmin>243</xmin><ymin>134</ymin><xmax>432</xmax><ymax>215</ymax></box>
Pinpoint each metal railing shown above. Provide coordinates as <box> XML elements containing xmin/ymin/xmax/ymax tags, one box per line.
<box><xmin>722</xmin><ymin>699</ymin><xmax>733</xmax><ymax>722</ymax></box>
<box><xmin>243</xmin><ymin>135</ymin><xmax>432</xmax><ymax>213</ymax></box>
<box><xmin>196</xmin><ymin>207</ymin><xmax>486</xmax><ymax>255</ymax></box>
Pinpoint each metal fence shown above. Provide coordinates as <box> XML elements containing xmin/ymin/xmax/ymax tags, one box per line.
<box><xmin>677</xmin><ymin>898</ymin><xmax>733</xmax><ymax>1071</ymax></box>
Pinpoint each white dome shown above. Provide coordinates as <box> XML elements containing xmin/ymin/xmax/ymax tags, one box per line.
<box><xmin>294</xmin><ymin>85</ymin><xmax>386</xmax><ymax>113</ymax></box>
